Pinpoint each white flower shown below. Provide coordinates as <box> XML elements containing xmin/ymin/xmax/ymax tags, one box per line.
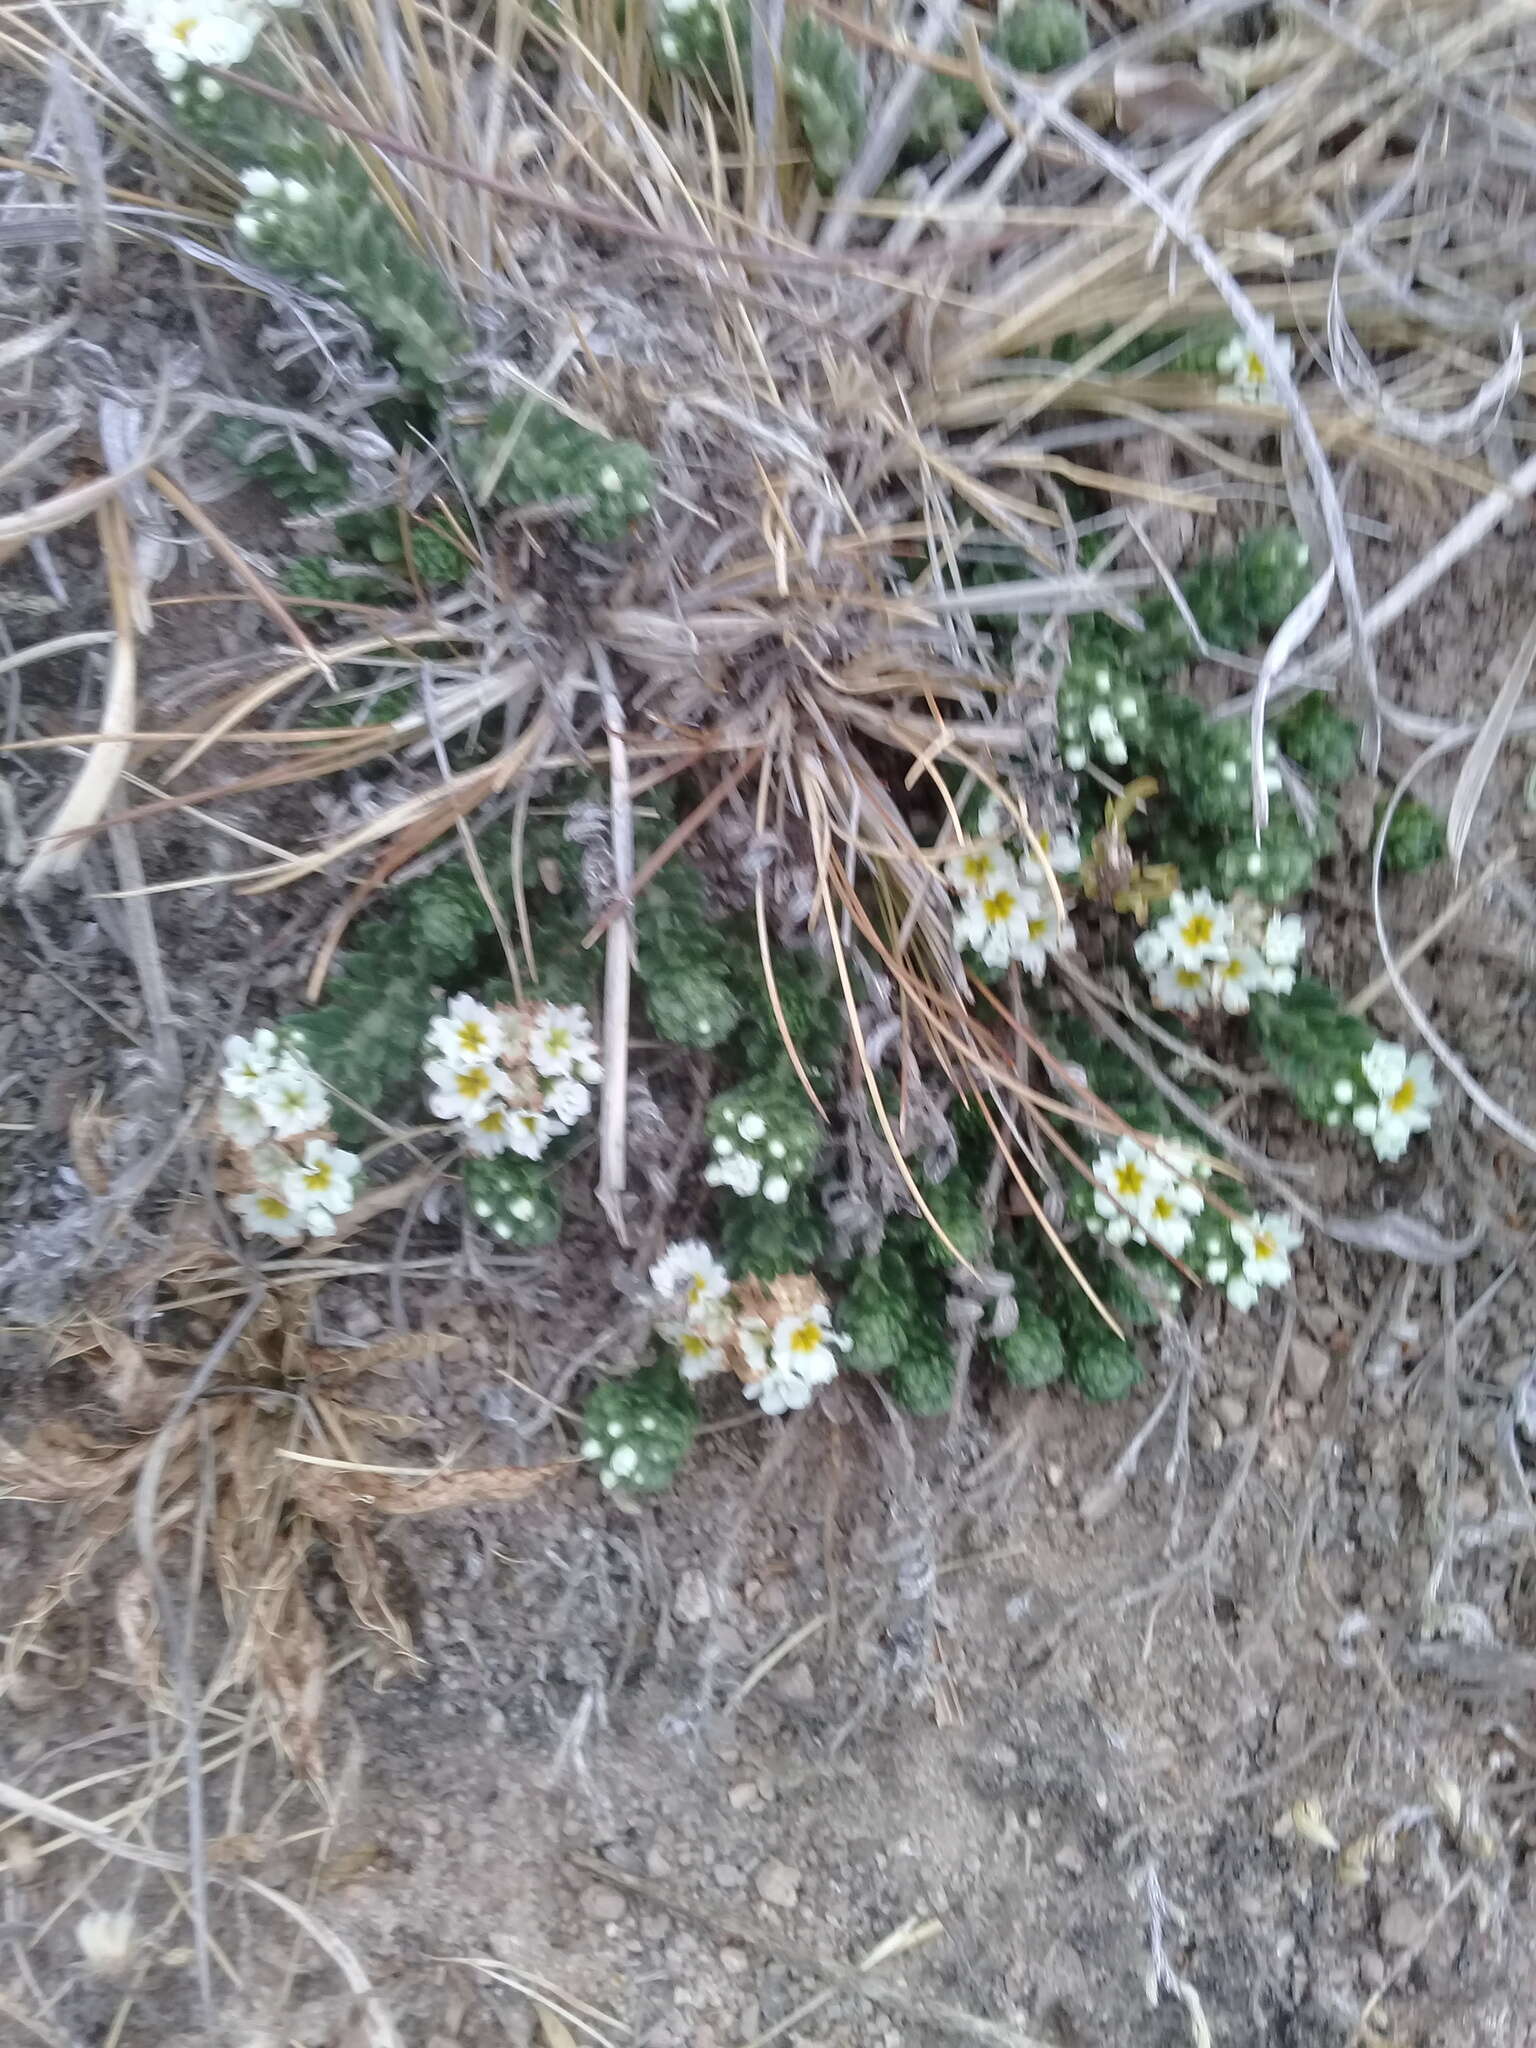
<box><xmin>427</xmin><ymin>994</ymin><xmax>504</xmax><ymax>1070</ymax></box>
<box><xmin>705</xmin><ymin>1151</ymin><xmax>763</xmax><ymax>1197</ymax></box>
<box><xmin>463</xmin><ymin>1103</ymin><xmax>515</xmax><ymax>1157</ymax></box>
<box><xmin>770</xmin><ymin>1303</ymin><xmax>848</xmax><ymax>1381</ymax></box>
<box><xmin>1226</xmin><ymin>1273</ymin><xmax>1260</xmax><ymax>1312</ymax></box>
<box><xmin>424</xmin><ymin>1056</ymin><xmax>506</xmax><ymax>1122</ymax></box>
<box><xmin>216</xmin><ymin>1091</ymin><xmax>269</xmax><ymax>1149</ymax></box>
<box><xmin>953</xmin><ymin>878</ymin><xmax>1045</xmax><ymax>972</ymax></box>
<box><xmin>945</xmin><ymin>840</ymin><xmax>1016</xmax><ymax>898</ymax></box>
<box><xmin>542</xmin><ymin>1075</ymin><xmax>593</xmax><ymax>1127</ymax></box>
<box><xmin>229</xmin><ymin>1185</ymin><xmax>307</xmax><ymax>1241</ymax></box>
<box><xmin>736</xmin><ymin>1111</ymin><xmax>767</xmax><ymax>1144</ymax></box>
<box><xmin>221</xmin><ymin>1028</ymin><xmax>281</xmax><ymax>1098</ymax></box>
<box><xmin>1091</xmin><ymin>1137</ymin><xmax>1167</xmax><ymax>1245</ymax></box>
<box><xmin>1361</xmin><ymin>1041</ymin><xmax>1439</xmax><ymax>1162</ymax></box>
<box><xmin>650</xmin><ymin>1241</ymin><xmax>731</xmax><ymax>1328</ymax></box>
<box><xmin>1021</xmin><ymin>824</ymin><xmax>1081</xmax><ymax>881</ymax></box>
<box><xmin>1143</xmin><ymin>1184</ymin><xmax>1198</xmax><ymax>1257</ymax></box>
<box><xmin>527</xmin><ymin>1003</ymin><xmax>601</xmax><ymax>1082</ymax></box>
<box><xmin>743</xmin><ymin>1305</ymin><xmax>848</xmax><ymax>1416</ymax></box>
<box><xmin>1218</xmin><ymin>326</ymin><xmax>1294</xmax><ymax>403</ymax></box>
<box><xmin>284</xmin><ymin>1137</ymin><xmax>360</xmax><ymax>1220</ymax></box>
<box><xmin>1011</xmin><ymin>898</ymin><xmax>1075</xmax><ymax>981</ymax></box>
<box><xmin>504</xmin><ymin>1108</ymin><xmax>555</xmax><ymax>1159</ymax></box>
<box><xmin>1213</xmin><ymin>946</ymin><xmax>1271</xmax><ymax>1016</ymax></box>
<box><xmin>1161</xmin><ymin>890</ymin><xmax>1232</xmax><ymax>971</ymax></box>
<box><xmin>241</xmin><ymin>168</ymin><xmax>280</xmax><ymax>198</ymax></box>
<box><xmin>1148</xmin><ymin>962</ymin><xmax>1211</xmax><ymax>1016</ymax></box>
<box><xmin>1231</xmin><ymin>1211</ymin><xmax>1303</xmax><ymax>1292</ymax></box>
<box><xmin>675</xmin><ymin>1325</ymin><xmax>730</xmax><ymax>1381</ymax></box>
<box><xmin>1262</xmin><ymin>913</ymin><xmax>1305</xmax><ymax>972</ymax></box>
<box><xmin>123</xmin><ymin>0</ymin><xmax>269</xmax><ymax>78</ymax></box>
<box><xmin>761</xmin><ymin>1173</ymin><xmax>790</xmax><ymax>1204</ymax></box>
<box><xmin>253</xmin><ymin>1055</ymin><xmax>330</xmax><ymax>1140</ymax></box>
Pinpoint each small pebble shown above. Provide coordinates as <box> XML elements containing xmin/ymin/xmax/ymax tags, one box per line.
<box><xmin>673</xmin><ymin>1569</ymin><xmax>712</xmax><ymax>1624</ymax></box>
<box><xmin>580</xmin><ymin>1883</ymin><xmax>627</xmax><ymax>1925</ymax></box>
<box><xmin>1379</xmin><ymin>1900</ymin><xmax>1426</xmax><ymax>1951</ymax></box>
<box><xmin>753</xmin><ymin>1859</ymin><xmax>800</xmax><ymax>1910</ymax></box>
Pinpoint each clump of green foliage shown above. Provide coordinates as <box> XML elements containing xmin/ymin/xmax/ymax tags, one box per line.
<box><xmin>464</xmin><ymin>398</ymin><xmax>654</xmax><ymax>544</ymax></box>
<box><xmin>581</xmin><ymin>1364</ymin><xmax>699</xmax><ymax>1492</ymax></box>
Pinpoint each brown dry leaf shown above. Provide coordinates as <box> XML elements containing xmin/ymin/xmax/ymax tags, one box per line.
<box><xmin>316</xmin><ymin>1842</ymin><xmax>388</xmax><ymax>1892</ymax></box>
<box><xmin>259</xmin><ymin>1585</ymin><xmax>328</xmax><ymax>1778</ymax></box>
<box><xmin>321</xmin><ymin>1517</ymin><xmax>416</xmax><ymax>1671</ymax></box>
<box><xmin>67</xmin><ymin>1089</ymin><xmax>117</xmax><ymax>1194</ymax></box>
<box><xmin>0</xmin><ymin>1421</ymin><xmax>154</xmax><ymax>1501</ymax></box>
<box><xmin>81</xmin><ymin>1322</ymin><xmax>175</xmax><ymax>1425</ymax></box>
<box><xmin>290</xmin><ymin>1461</ymin><xmax>559</xmax><ymax>1520</ymax></box>
<box><xmin>114</xmin><ymin>1567</ymin><xmax>166</xmax><ymax>1706</ymax></box>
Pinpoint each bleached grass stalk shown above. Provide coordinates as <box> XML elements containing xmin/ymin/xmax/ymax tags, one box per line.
<box><xmin>18</xmin><ymin>499</ymin><xmax>138</xmax><ymax>892</ymax></box>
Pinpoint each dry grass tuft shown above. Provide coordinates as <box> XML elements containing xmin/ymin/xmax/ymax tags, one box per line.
<box><xmin>3</xmin><ymin>1254</ymin><xmax>558</xmax><ymax>1773</ymax></box>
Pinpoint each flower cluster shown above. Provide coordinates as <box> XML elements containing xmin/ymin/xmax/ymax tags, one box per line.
<box><xmin>1352</xmin><ymin>1041</ymin><xmax>1439</xmax><ymax>1162</ymax></box>
<box><xmin>116</xmin><ymin>0</ymin><xmax>296</xmax><ymax>79</ymax></box>
<box><xmin>1087</xmin><ymin>1134</ymin><xmax>1303</xmax><ymax>1314</ymax></box>
<box><xmin>1058</xmin><ymin>665</ymin><xmax>1151</xmax><ymax>773</ymax></box>
<box><xmin>234</xmin><ymin>166</ymin><xmax>312</xmax><ymax>241</ymax></box>
<box><xmin>1135</xmin><ymin>890</ymin><xmax>1303</xmax><ymax>1017</ymax></box>
<box><xmin>649</xmin><ymin>1245</ymin><xmax>848</xmax><ymax>1416</ymax></box>
<box><xmin>217</xmin><ymin>1030</ymin><xmax>360</xmax><ymax>1240</ymax></box>
<box><xmin>948</xmin><ymin>796</ymin><xmax>1080</xmax><ymax>978</ymax></box>
<box><xmin>704</xmin><ymin>1079</ymin><xmax>821</xmax><ymax>1202</ymax></box>
<box><xmin>422</xmin><ymin>994</ymin><xmax>600</xmax><ymax>1159</ymax></box>
<box><xmin>1089</xmin><ymin>1135</ymin><xmax>1209</xmax><ymax>1259</ymax></box>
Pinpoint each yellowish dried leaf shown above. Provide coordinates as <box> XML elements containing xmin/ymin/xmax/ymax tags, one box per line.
<box><xmin>535</xmin><ymin>2007</ymin><xmax>579</xmax><ymax>2048</ymax></box>
<box><xmin>1288</xmin><ymin>1798</ymin><xmax>1339</xmax><ymax>1852</ymax></box>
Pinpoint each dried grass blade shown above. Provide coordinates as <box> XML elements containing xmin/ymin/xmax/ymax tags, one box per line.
<box><xmin>17</xmin><ymin>496</ymin><xmax>137</xmax><ymax>891</ymax></box>
<box><xmin>1446</xmin><ymin>614</ymin><xmax>1536</xmax><ymax>874</ymax></box>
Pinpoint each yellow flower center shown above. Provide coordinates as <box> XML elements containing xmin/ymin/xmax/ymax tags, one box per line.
<box><xmin>1179</xmin><ymin>914</ymin><xmax>1215</xmax><ymax>948</ymax></box>
<box><xmin>478</xmin><ymin>1108</ymin><xmax>508</xmax><ymax>1133</ymax></box>
<box><xmin>960</xmin><ymin>851</ymin><xmax>993</xmax><ymax>885</ymax></box>
<box><xmin>686</xmin><ymin>1274</ymin><xmax>708</xmax><ymax>1306</ymax></box>
<box><xmin>1152</xmin><ymin>1194</ymin><xmax>1175</xmax><ymax>1221</ymax></box>
<box><xmin>544</xmin><ymin>1026</ymin><xmax>572</xmax><ymax>1058</ymax></box>
<box><xmin>680</xmin><ymin>1331</ymin><xmax>711</xmax><ymax>1358</ymax></box>
<box><xmin>1027</xmin><ymin>917</ymin><xmax>1048</xmax><ymax>941</ymax></box>
<box><xmin>1389</xmin><ymin>1080</ymin><xmax>1416</xmax><ymax>1114</ymax></box>
<box><xmin>454</xmin><ymin>1066</ymin><xmax>492</xmax><ymax>1099</ymax></box>
<box><xmin>300</xmin><ymin>1162</ymin><xmax>333</xmax><ymax>1194</ymax></box>
<box><xmin>171</xmin><ymin>15</ymin><xmax>198</xmax><ymax>42</ymax></box>
<box><xmin>983</xmin><ymin>888</ymin><xmax>1017</xmax><ymax>923</ymax></box>
<box><xmin>787</xmin><ymin>1320</ymin><xmax>823</xmax><ymax>1356</ymax></box>
<box><xmin>256</xmin><ymin>1194</ymin><xmax>290</xmax><ymax>1221</ymax></box>
<box><xmin>1175</xmin><ymin>968</ymin><xmax>1204</xmax><ymax>990</ymax></box>
<box><xmin>1245</xmin><ymin>350</ymin><xmax>1265</xmax><ymax>382</ymax></box>
<box><xmin>455</xmin><ymin>1020</ymin><xmax>489</xmax><ymax>1054</ymax></box>
<box><xmin>1221</xmin><ymin>957</ymin><xmax>1247</xmax><ymax>980</ymax></box>
<box><xmin>1252</xmin><ymin>1233</ymin><xmax>1276</xmax><ymax>1262</ymax></box>
<box><xmin>1112</xmin><ymin>1161</ymin><xmax>1146</xmax><ymax>1199</ymax></box>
